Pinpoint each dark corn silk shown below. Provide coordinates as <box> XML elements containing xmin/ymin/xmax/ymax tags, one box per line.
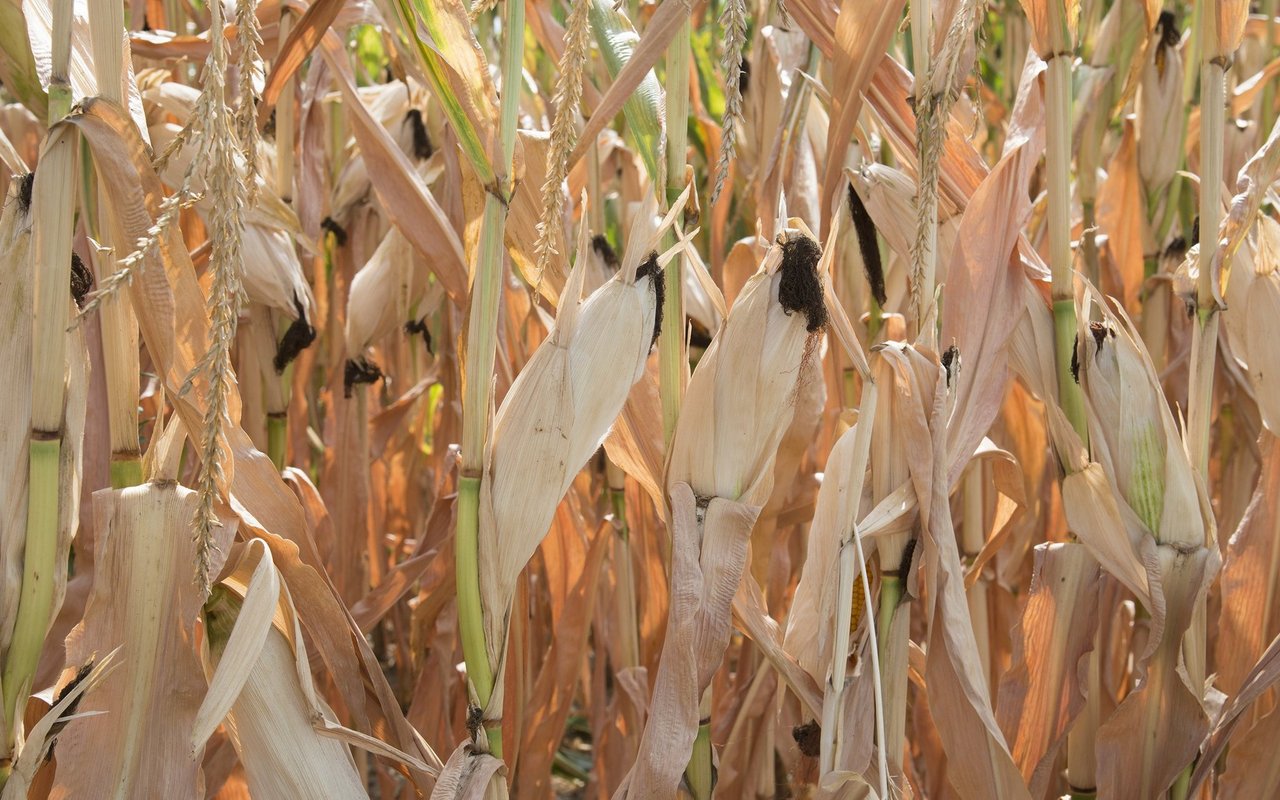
<box><xmin>1071</xmin><ymin>335</ymin><xmax>1082</xmax><ymax>384</ymax></box>
<box><xmin>405</xmin><ymin>109</ymin><xmax>434</xmax><ymax>161</ymax></box>
<box><xmin>792</xmin><ymin>721</ymin><xmax>821</xmax><ymax>758</ymax></box>
<box><xmin>777</xmin><ymin>234</ymin><xmax>828</xmax><ymax>332</ymax></box>
<box><xmin>1089</xmin><ymin>320</ymin><xmax>1112</xmax><ymax>355</ymax></box>
<box><xmin>897</xmin><ymin>535</ymin><xmax>918</xmax><ymax>579</ymax></box>
<box><xmin>635</xmin><ymin>250</ymin><xmax>664</xmax><ymax>350</ymax></box>
<box><xmin>1157</xmin><ymin>10</ymin><xmax>1180</xmax><ymax>51</ymax></box>
<box><xmin>405</xmin><ymin>318</ymin><xmax>433</xmax><ymax>352</ymax></box>
<box><xmin>18</xmin><ymin>171</ymin><xmax>34</xmax><ymax>214</ymax></box>
<box><xmin>941</xmin><ymin>344</ymin><xmax>959</xmax><ymax>387</ymax></box>
<box><xmin>591</xmin><ymin>234</ymin><xmax>620</xmax><ymax>271</ymax></box>
<box><xmin>45</xmin><ymin>658</ymin><xmax>95</xmax><ymax>761</ymax></box>
<box><xmin>344</xmin><ymin>357</ymin><xmax>383</xmax><ymax>398</ymax></box>
<box><xmin>848</xmin><ymin>182</ymin><xmax>886</xmax><ymax>306</ymax></box>
<box><xmin>70</xmin><ymin>252</ymin><xmax>93</xmax><ymax>308</ymax></box>
<box><xmin>274</xmin><ymin>294</ymin><xmax>317</xmax><ymax>372</ymax></box>
<box><xmin>321</xmin><ymin>216</ymin><xmax>349</xmax><ymax>247</ymax></box>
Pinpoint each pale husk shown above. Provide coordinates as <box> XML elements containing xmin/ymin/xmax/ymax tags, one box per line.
<box><xmin>995</xmin><ymin>542</ymin><xmax>1101</xmax><ymax>796</ymax></box>
<box><xmin>477</xmin><ymin>197</ymin><xmax>668</xmax><ymax>712</ymax></box>
<box><xmin>51</xmin><ymin>482</ymin><xmax>236</xmax><ymax>799</ymax></box>
<box><xmin>665</xmin><ymin>224</ymin><xmax>825</xmax><ymax>507</ymax></box>
<box><xmin>345</xmin><ymin>224</ymin><xmax>440</xmax><ymax>355</ymax></box>
<box><xmin>197</xmin><ymin>542</ymin><xmax>372</xmax><ymax>800</ymax></box>
<box><xmin>1135</xmin><ymin>23</ymin><xmax>1183</xmax><ymax>196</ymax></box>
<box><xmin>618</xmin><ymin>224</ymin><xmax>831</xmax><ymax>797</ymax></box>
<box><xmin>0</xmin><ymin>175</ymin><xmax>35</xmax><ymax>659</ymax></box>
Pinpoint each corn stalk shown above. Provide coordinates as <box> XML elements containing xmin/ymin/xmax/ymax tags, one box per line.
<box><xmin>89</xmin><ymin>0</ymin><xmax>141</xmax><ymax>487</ymax></box>
<box><xmin>0</xmin><ymin>0</ymin><xmax>76</xmax><ymax>775</ymax></box>
<box><xmin>456</xmin><ymin>0</ymin><xmax>525</xmax><ymax>760</ymax></box>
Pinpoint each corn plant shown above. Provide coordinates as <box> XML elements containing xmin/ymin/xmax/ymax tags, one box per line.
<box><xmin>4</xmin><ymin>0</ymin><xmax>1280</xmax><ymax>797</ymax></box>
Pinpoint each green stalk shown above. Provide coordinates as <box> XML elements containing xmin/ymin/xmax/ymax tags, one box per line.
<box><xmin>1170</xmin><ymin>18</ymin><xmax>1227</xmax><ymax>799</ymax></box>
<box><xmin>1043</xmin><ymin>11</ymin><xmax>1099</xmax><ymax>791</ymax></box>
<box><xmin>90</xmin><ymin>0</ymin><xmax>142</xmax><ymax>488</ymax></box>
<box><xmin>455</xmin><ymin>0</ymin><xmax>524</xmax><ymax>763</ymax></box>
<box><xmin>1045</xmin><ymin>52</ymin><xmax>1088</xmax><ymax>442</ymax></box>
<box><xmin>2</xmin><ymin>439</ymin><xmax>59</xmax><ymax>754</ymax></box>
<box><xmin>663</xmin><ymin>21</ymin><xmax>711</xmax><ymax>797</ymax></box>
<box><xmin>658</xmin><ymin>19</ymin><xmax>690</xmax><ymax>446</ymax></box>
<box><xmin>110</xmin><ymin>457</ymin><xmax>144</xmax><ymax>488</ymax></box>
<box><xmin>687</xmin><ymin>700</ymin><xmax>713</xmax><ymax>798</ymax></box>
<box><xmin>1188</xmin><ymin>61</ymin><xmax>1224</xmax><ymax>479</ymax></box>
<box><xmin>1</xmin><ymin>1</ymin><xmax>76</xmax><ymax>778</ymax></box>
<box><xmin>876</xmin><ymin>572</ymin><xmax>908</xmax><ymax>779</ymax></box>
<box><xmin>267</xmin><ymin>413</ymin><xmax>287</xmax><ymax>471</ymax></box>
<box><xmin>607</xmin><ymin>461</ymin><xmax>640</xmax><ymax>668</ymax></box>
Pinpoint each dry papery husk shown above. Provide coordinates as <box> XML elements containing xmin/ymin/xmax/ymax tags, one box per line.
<box><xmin>145</xmin><ymin>111</ymin><xmax>316</xmax><ymax>327</ymax></box>
<box><xmin>617</xmin><ymin>220</ymin><xmax>833</xmax><ymax>798</ymax></box>
<box><xmin>875</xmin><ymin>341</ymin><xmax>1029</xmax><ymax>800</ymax></box>
<box><xmin>1058</xmin><ymin>287</ymin><xmax>1220</xmax><ymax>797</ymax></box>
<box><xmin>996</xmin><ymin>542</ymin><xmax>1101</xmax><ymax>796</ymax></box>
<box><xmin>1222</xmin><ymin>216</ymin><xmax>1280</xmax><ymax>436</ymax></box>
<box><xmin>345</xmin><ymin>223</ymin><xmax>444</xmax><ymax>356</ymax></box>
<box><xmin>0</xmin><ymin>650</ymin><xmax>121</xmax><ymax>800</ymax></box>
<box><xmin>476</xmin><ymin>190</ymin><xmax>684</xmax><ymax>719</ymax></box>
<box><xmin>1215</xmin><ymin>432</ymin><xmax>1280</xmax><ymax>700</ymax></box>
<box><xmin>51</xmin><ymin>481</ymin><xmax>236</xmax><ymax>799</ymax></box>
<box><xmin>192</xmin><ymin>539</ymin><xmax>435</xmax><ymax>799</ymax></box>
<box><xmin>65</xmin><ymin>97</ymin><xmax>436</xmax><ymax>782</ymax></box>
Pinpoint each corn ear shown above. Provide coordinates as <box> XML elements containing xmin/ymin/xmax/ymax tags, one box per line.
<box><xmin>666</xmin><ymin>221</ymin><xmax>828</xmax><ymax>506</ymax></box>
<box><xmin>1136</xmin><ymin>16</ymin><xmax>1183</xmax><ymax>197</ymax></box>
<box><xmin>477</xmin><ymin>197</ymin><xmax>670</xmax><ymax>713</ymax></box>
<box><xmin>345</xmin><ymin>225</ymin><xmax>438</xmax><ymax>355</ymax></box>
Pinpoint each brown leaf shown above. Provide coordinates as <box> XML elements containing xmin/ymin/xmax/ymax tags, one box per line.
<box><xmin>996</xmin><ymin>543</ymin><xmax>1101</xmax><ymax>796</ymax></box>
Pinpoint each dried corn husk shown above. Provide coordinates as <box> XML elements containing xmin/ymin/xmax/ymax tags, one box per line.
<box><xmin>1205</xmin><ymin>0</ymin><xmax>1248</xmax><ymax>62</ymax></box>
<box><xmin>1016</xmin><ymin>0</ymin><xmax>1079</xmax><ymax>58</ymax></box>
<box><xmin>194</xmin><ymin>541</ymin><xmax>370</xmax><ymax>800</ymax></box>
<box><xmin>1223</xmin><ymin>217</ymin><xmax>1280</xmax><ymax>435</ymax></box>
<box><xmin>50</xmin><ymin>482</ymin><xmax>236</xmax><ymax>799</ymax></box>
<box><xmin>477</xmin><ymin>193</ymin><xmax>679</xmax><ymax>714</ymax></box>
<box><xmin>665</xmin><ymin>222</ymin><xmax>828</xmax><ymax>506</ymax></box>
<box><xmin>0</xmin><ymin>650</ymin><xmax>120</xmax><ymax>800</ymax></box>
<box><xmin>147</xmin><ymin>120</ymin><xmax>315</xmax><ymax>326</ymax></box>
<box><xmin>996</xmin><ymin>542</ymin><xmax>1102</xmax><ymax>795</ymax></box>
<box><xmin>1071</xmin><ymin>288</ymin><xmax>1220</xmax><ymax>797</ymax></box>
<box><xmin>1135</xmin><ymin>15</ymin><xmax>1183</xmax><ymax>197</ymax></box>
<box><xmin>345</xmin><ymin>225</ymin><xmax>442</xmax><ymax>355</ymax></box>
<box><xmin>618</xmin><ymin>221</ymin><xmax>830</xmax><ymax>799</ymax></box>
<box><xmin>877</xmin><ymin>341</ymin><xmax>1029</xmax><ymax>799</ymax></box>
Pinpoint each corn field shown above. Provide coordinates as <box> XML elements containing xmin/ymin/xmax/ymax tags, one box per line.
<box><xmin>4</xmin><ymin>0</ymin><xmax>1280</xmax><ymax>796</ymax></box>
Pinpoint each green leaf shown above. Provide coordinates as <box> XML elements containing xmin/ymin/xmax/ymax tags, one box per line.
<box><xmin>589</xmin><ymin>0</ymin><xmax>665</xmax><ymax>185</ymax></box>
<box><xmin>383</xmin><ymin>0</ymin><xmax>502</xmax><ymax>188</ymax></box>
